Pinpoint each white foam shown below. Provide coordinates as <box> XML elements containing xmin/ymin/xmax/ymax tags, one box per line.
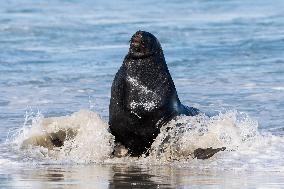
<box><xmin>9</xmin><ymin>109</ymin><xmax>114</xmax><ymax>164</ymax></box>
<box><xmin>6</xmin><ymin>109</ymin><xmax>284</xmax><ymax>171</ymax></box>
<box><xmin>148</xmin><ymin>111</ymin><xmax>258</xmax><ymax>162</ymax></box>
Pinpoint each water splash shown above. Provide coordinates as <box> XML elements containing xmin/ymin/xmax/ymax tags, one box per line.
<box><xmin>8</xmin><ymin>109</ymin><xmax>114</xmax><ymax>164</ymax></box>
<box><xmin>148</xmin><ymin>111</ymin><xmax>259</xmax><ymax>162</ymax></box>
<box><xmin>5</xmin><ymin>109</ymin><xmax>284</xmax><ymax>171</ymax></box>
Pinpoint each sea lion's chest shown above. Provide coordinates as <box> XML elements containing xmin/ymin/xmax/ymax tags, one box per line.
<box><xmin>125</xmin><ymin>75</ymin><xmax>161</xmax><ymax>113</ymax></box>
<box><xmin>124</xmin><ymin>60</ymin><xmax>167</xmax><ymax>113</ymax></box>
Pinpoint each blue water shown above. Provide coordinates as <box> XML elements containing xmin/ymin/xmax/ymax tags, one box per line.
<box><xmin>0</xmin><ymin>0</ymin><xmax>284</xmax><ymax>188</ymax></box>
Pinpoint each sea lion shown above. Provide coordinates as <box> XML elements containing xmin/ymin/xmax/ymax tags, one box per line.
<box><xmin>109</xmin><ymin>31</ymin><xmax>200</xmax><ymax>156</ymax></box>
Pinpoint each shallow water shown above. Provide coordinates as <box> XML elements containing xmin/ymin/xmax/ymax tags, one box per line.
<box><xmin>0</xmin><ymin>0</ymin><xmax>284</xmax><ymax>188</ymax></box>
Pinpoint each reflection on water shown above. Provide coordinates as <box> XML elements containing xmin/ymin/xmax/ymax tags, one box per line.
<box><xmin>1</xmin><ymin>165</ymin><xmax>110</xmax><ymax>189</ymax></box>
<box><xmin>109</xmin><ymin>166</ymin><xmax>169</xmax><ymax>189</ymax></box>
<box><xmin>1</xmin><ymin>164</ymin><xmax>283</xmax><ymax>189</ymax></box>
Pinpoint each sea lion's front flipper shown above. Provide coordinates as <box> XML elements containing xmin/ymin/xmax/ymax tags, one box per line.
<box><xmin>193</xmin><ymin>147</ymin><xmax>226</xmax><ymax>159</ymax></box>
<box><xmin>21</xmin><ymin>134</ymin><xmax>55</xmax><ymax>150</ymax></box>
<box><xmin>178</xmin><ymin>104</ymin><xmax>200</xmax><ymax>116</ymax></box>
<box><xmin>49</xmin><ymin>128</ymin><xmax>77</xmax><ymax>147</ymax></box>
<box><xmin>112</xmin><ymin>143</ymin><xmax>129</xmax><ymax>158</ymax></box>
<box><xmin>21</xmin><ymin>128</ymin><xmax>77</xmax><ymax>150</ymax></box>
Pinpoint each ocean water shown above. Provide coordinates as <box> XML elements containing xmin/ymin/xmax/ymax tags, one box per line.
<box><xmin>0</xmin><ymin>0</ymin><xmax>284</xmax><ymax>188</ymax></box>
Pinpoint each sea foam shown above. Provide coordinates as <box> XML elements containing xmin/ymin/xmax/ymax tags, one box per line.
<box><xmin>7</xmin><ymin>109</ymin><xmax>284</xmax><ymax>171</ymax></box>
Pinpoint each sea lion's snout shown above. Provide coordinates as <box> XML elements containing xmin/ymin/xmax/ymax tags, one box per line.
<box><xmin>128</xmin><ymin>30</ymin><xmax>160</xmax><ymax>58</ymax></box>
<box><xmin>130</xmin><ymin>32</ymin><xmax>143</xmax><ymax>49</ymax></box>
<box><xmin>130</xmin><ymin>31</ymin><xmax>146</xmax><ymax>55</ymax></box>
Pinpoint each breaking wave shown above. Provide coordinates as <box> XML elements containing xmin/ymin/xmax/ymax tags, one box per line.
<box><xmin>5</xmin><ymin>109</ymin><xmax>284</xmax><ymax>171</ymax></box>
<box><xmin>7</xmin><ymin>110</ymin><xmax>115</xmax><ymax>164</ymax></box>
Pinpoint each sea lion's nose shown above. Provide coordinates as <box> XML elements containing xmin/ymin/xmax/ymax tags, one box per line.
<box><xmin>131</xmin><ymin>35</ymin><xmax>142</xmax><ymax>48</ymax></box>
<box><xmin>131</xmin><ymin>41</ymin><xmax>140</xmax><ymax>48</ymax></box>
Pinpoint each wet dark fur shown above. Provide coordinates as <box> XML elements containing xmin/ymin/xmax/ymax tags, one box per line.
<box><xmin>109</xmin><ymin>31</ymin><xmax>199</xmax><ymax>156</ymax></box>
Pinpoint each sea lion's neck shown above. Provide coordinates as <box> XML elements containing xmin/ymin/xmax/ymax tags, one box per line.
<box><xmin>127</xmin><ymin>52</ymin><xmax>155</xmax><ymax>59</ymax></box>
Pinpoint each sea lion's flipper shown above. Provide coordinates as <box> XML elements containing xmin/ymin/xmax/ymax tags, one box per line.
<box><xmin>21</xmin><ymin>128</ymin><xmax>77</xmax><ymax>150</ymax></box>
<box><xmin>112</xmin><ymin>143</ymin><xmax>129</xmax><ymax>158</ymax></box>
<box><xmin>193</xmin><ymin>147</ymin><xmax>226</xmax><ymax>159</ymax></box>
<box><xmin>49</xmin><ymin>128</ymin><xmax>77</xmax><ymax>147</ymax></box>
<box><xmin>180</xmin><ymin>105</ymin><xmax>200</xmax><ymax>116</ymax></box>
<box><xmin>21</xmin><ymin>134</ymin><xmax>54</xmax><ymax>149</ymax></box>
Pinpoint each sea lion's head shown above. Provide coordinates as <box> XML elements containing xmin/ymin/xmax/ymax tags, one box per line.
<box><xmin>128</xmin><ymin>31</ymin><xmax>162</xmax><ymax>59</ymax></box>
